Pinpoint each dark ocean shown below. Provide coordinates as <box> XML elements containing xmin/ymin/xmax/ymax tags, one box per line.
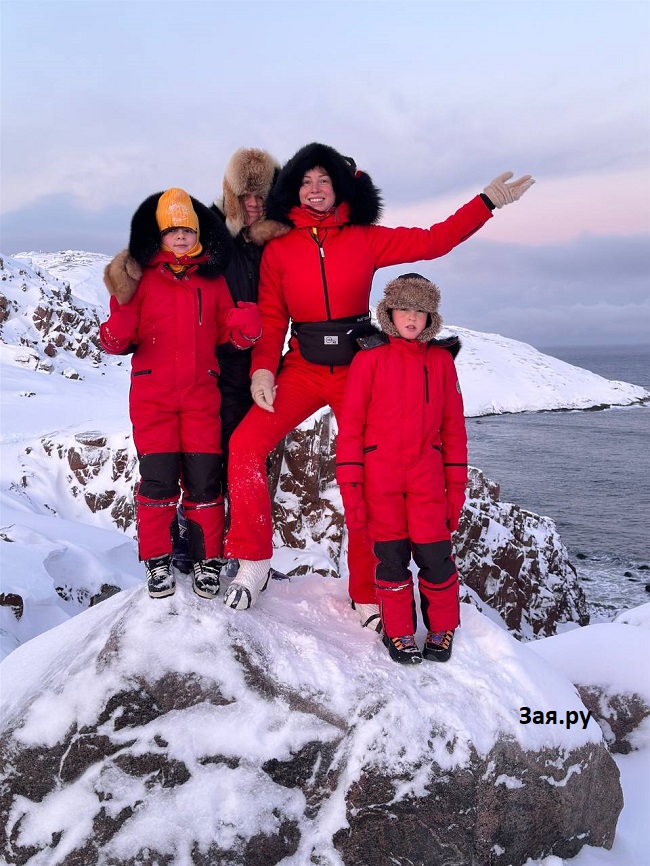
<box><xmin>465</xmin><ymin>344</ymin><xmax>650</xmax><ymax>620</ymax></box>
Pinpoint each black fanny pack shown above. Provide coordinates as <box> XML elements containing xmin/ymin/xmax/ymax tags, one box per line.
<box><xmin>291</xmin><ymin>313</ymin><xmax>376</xmax><ymax>366</ymax></box>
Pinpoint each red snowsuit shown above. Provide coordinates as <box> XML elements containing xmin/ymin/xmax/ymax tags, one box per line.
<box><xmin>100</xmin><ymin>250</ymin><xmax>258</xmax><ymax>562</ymax></box>
<box><xmin>224</xmin><ymin>196</ymin><xmax>490</xmax><ymax>602</ymax></box>
<box><xmin>336</xmin><ymin>336</ymin><xmax>467</xmax><ymax>636</ymax></box>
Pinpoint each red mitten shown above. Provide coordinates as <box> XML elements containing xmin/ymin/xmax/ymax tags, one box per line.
<box><xmin>99</xmin><ymin>296</ymin><xmax>139</xmax><ymax>354</ymax></box>
<box><xmin>227</xmin><ymin>301</ymin><xmax>262</xmax><ymax>349</ymax></box>
<box><xmin>446</xmin><ymin>484</ymin><xmax>466</xmax><ymax>532</ymax></box>
<box><xmin>340</xmin><ymin>482</ymin><xmax>367</xmax><ymax>532</ymax></box>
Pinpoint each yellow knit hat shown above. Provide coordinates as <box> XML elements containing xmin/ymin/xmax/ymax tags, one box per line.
<box><xmin>155</xmin><ymin>188</ymin><xmax>199</xmax><ymax>235</ymax></box>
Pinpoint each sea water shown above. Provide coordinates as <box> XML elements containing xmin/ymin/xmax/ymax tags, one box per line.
<box><xmin>466</xmin><ymin>344</ymin><xmax>650</xmax><ymax>620</ymax></box>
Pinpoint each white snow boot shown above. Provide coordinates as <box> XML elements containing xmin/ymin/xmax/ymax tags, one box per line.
<box><xmin>351</xmin><ymin>601</ymin><xmax>382</xmax><ymax>633</ymax></box>
<box><xmin>223</xmin><ymin>559</ymin><xmax>271</xmax><ymax>610</ymax></box>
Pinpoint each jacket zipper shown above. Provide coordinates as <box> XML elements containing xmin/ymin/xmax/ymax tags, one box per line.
<box><xmin>197</xmin><ymin>287</ymin><xmax>203</xmax><ymax>324</ymax></box>
<box><xmin>423</xmin><ymin>365</ymin><xmax>429</xmax><ymax>402</ymax></box>
<box><xmin>310</xmin><ymin>228</ymin><xmax>331</xmax><ymax>319</ymax></box>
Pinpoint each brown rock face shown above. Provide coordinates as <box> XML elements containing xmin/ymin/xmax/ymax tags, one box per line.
<box><xmin>577</xmin><ymin>685</ymin><xmax>650</xmax><ymax>754</ymax></box>
<box><xmin>334</xmin><ymin>741</ymin><xmax>621</xmax><ymax>866</ymax></box>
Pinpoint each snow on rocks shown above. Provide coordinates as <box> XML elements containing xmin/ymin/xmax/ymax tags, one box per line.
<box><xmin>528</xmin><ymin>612</ymin><xmax>650</xmax><ymax>754</ymax></box>
<box><xmin>0</xmin><ymin>580</ymin><xmax>623</xmax><ymax>866</ymax></box>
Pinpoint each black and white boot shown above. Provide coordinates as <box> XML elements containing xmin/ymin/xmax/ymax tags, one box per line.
<box><xmin>192</xmin><ymin>559</ymin><xmax>223</xmax><ymax>599</ymax></box>
<box><xmin>351</xmin><ymin>601</ymin><xmax>382</xmax><ymax>633</ymax></box>
<box><xmin>145</xmin><ymin>554</ymin><xmax>175</xmax><ymax>599</ymax></box>
<box><xmin>223</xmin><ymin>559</ymin><xmax>271</xmax><ymax>610</ymax></box>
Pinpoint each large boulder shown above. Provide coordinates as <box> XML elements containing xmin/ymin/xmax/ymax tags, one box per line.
<box><xmin>0</xmin><ymin>578</ymin><xmax>622</xmax><ymax>866</ymax></box>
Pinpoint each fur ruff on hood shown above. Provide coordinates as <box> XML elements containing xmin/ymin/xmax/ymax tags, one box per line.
<box><xmin>128</xmin><ymin>192</ymin><xmax>232</xmax><ymax>278</ymax></box>
<box><xmin>103</xmin><ymin>249</ymin><xmax>144</xmax><ymax>305</ymax></box>
<box><xmin>214</xmin><ymin>147</ymin><xmax>280</xmax><ymax>239</ymax></box>
<box><xmin>376</xmin><ymin>273</ymin><xmax>443</xmax><ymax>342</ymax></box>
<box><xmin>262</xmin><ymin>142</ymin><xmax>383</xmax><ymax>231</ymax></box>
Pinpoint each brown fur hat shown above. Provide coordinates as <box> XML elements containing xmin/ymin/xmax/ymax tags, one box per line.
<box><xmin>216</xmin><ymin>147</ymin><xmax>280</xmax><ymax>237</ymax></box>
<box><xmin>376</xmin><ymin>273</ymin><xmax>442</xmax><ymax>342</ymax></box>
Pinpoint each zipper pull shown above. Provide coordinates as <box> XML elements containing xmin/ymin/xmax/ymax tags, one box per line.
<box><xmin>311</xmin><ymin>227</ymin><xmax>325</xmax><ymax>257</ymax></box>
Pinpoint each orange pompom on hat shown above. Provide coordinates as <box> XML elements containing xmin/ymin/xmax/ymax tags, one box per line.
<box><xmin>155</xmin><ymin>188</ymin><xmax>200</xmax><ymax>235</ymax></box>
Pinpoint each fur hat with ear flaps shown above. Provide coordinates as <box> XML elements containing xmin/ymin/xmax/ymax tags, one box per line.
<box><xmin>216</xmin><ymin>147</ymin><xmax>281</xmax><ymax>238</ymax></box>
<box><xmin>263</xmin><ymin>142</ymin><xmax>383</xmax><ymax>228</ymax></box>
<box><xmin>128</xmin><ymin>191</ymin><xmax>233</xmax><ymax>278</ymax></box>
<box><xmin>376</xmin><ymin>273</ymin><xmax>443</xmax><ymax>342</ymax></box>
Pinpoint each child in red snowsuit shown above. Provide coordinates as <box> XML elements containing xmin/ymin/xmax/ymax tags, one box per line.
<box><xmin>100</xmin><ymin>188</ymin><xmax>261</xmax><ymax>600</ymax></box>
<box><xmin>336</xmin><ymin>274</ymin><xmax>467</xmax><ymax>665</ymax></box>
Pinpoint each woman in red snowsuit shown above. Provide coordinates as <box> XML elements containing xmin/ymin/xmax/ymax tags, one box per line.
<box><xmin>222</xmin><ymin>143</ymin><xmax>534</xmax><ymax>614</ymax></box>
<box><xmin>100</xmin><ymin>189</ymin><xmax>261</xmax><ymax>600</ymax></box>
<box><xmin>336</xmin><ymin>274</ymin><xmax>467</xmax><ymax>665</ymax></box>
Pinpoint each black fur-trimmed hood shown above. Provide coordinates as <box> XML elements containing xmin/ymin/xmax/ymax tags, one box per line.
<box><xmin>264</xmin><ymin>142</ymin><xmax>383</xmax><ymax>227</ymax></box>
<box><xmin>128</xmin><ymin>192</ymin><xmax>233</xmax><ymax>277</ymax></box>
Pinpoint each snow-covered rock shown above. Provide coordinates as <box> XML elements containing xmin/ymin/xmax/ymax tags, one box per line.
<box><xmin>528</xmin><ymin>615</ymin><xmax>650</xmax><ymax>754</ymax></box>
<box><xmin>450</xmin><ymin>326</ymin><xmax>648</xmax><ymax>415</ymax></box>
<box><xmin>0</xmin><ymin>254</ymin><xmax>106</xmax><ymax>375</ymax></box>
<box><xmin>0</xmin><ymin>582</ymin><xmax>623</xmax><ymax>866</ymax></box>
<box><xmin>613</xmin><ymin>602</ymin><xmax>650</xmax><ymax>630</ymax></box>
<box><xmin>12</xmin><ymin>251</ymin><xmax>111</xmax><ymax>308</ymax></box>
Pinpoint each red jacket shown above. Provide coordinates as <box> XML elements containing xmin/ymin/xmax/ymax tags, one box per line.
<box><xmin>336</xmin><ymin>336</ymin><xmax>468</xmax><ymax>490</ymax></box>
<box><xmin>100</xmin><ymin>251</ymin><xmax>257</xmax><ymax>390</ymax></box>
<box><xmin>252</xmin><ymin>196</ymin><xmax>492</xmax><ymax>375</ymax></box>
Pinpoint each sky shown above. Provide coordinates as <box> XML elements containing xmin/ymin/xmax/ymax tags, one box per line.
<box><xmin>1</xmin><ymin>0</ymin><xmax>649</xmax><ymax>347</ymax></box>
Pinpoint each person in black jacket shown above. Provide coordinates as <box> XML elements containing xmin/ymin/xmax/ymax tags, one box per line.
<box><xmin>211</xmin><ymin>148</ymin><xmax>281</xmax><ymax>475</ymax></box>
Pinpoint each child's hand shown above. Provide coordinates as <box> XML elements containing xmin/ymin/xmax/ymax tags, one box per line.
<box><xmin>99</xmin><ymin>296</ymin><xmax>139</xmax><ymax>353</ymax></box>
<box><xmin>340</xmin><ymin>482</ymin><xmax>367</xmax><ymax>532</ymax></box>
<box><xmin>227</xmin><ymin>302</ymin><xmax>262</xmax><ymax>348</ymax></box>
<box><xmin>445</xmin><ymin>484</ymin><xmax>466</xmax><ymax>532</ymax></box>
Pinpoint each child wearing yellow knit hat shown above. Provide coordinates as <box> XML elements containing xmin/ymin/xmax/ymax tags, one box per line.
<box><xmin>156</xmin><ymin>188</ymin><xmax>203</xmax><ymax>262</ymax></box>
<box><xmin>100</xmin><ymin>188</ymin><xmax>262</xmax><ymax>601</ymax></box>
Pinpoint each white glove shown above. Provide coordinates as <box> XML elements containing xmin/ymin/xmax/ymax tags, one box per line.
<box><xmin>251</xmin><ymin>369</ymin><xmax>277</xmax><ymax>413</ymax></box>
<box><xmin>483</xmin><ymin>171</ymin><xmax>535</xmax><ymax>208</ymax></box>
